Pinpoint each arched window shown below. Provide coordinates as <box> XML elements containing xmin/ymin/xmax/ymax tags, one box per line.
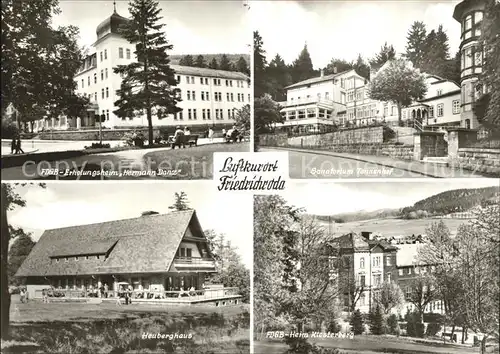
<box><xmin>360</xmin><ymin>257</ymin><xmax>365</xmax><ymax>269</ymax></box>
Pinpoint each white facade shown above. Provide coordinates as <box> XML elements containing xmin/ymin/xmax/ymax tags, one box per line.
<box><xmin>33</xmin><ymin>9</ymin><xmax>249</xmax><ymax>132</ymax></box>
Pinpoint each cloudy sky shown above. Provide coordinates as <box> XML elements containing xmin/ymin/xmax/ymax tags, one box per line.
<box><xmin>281</xmin><ymin>180</ymin><xmax>500</xmax><ymax>215</ymax></box>
<box><xmin>53</xmin><ymin>0</ymin><xmax>251</xmax><ymax>55</ymax></box>
<box><xmin>7</xmin><ymin>182</ymin><xmax>253</xmax><ymax>267</ymax></box>
<box><xmin>251</xmin><ymin>0</ymin><xmax>462</xmax><ymax>68</ymax></box>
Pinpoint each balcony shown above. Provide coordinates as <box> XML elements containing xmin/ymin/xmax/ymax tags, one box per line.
<box><xmin>282</xmin><ymin>97</ymin><xmax>335</xmax><ymax>109</ymax></box>
<box><xmin>171</xmin><ymin>257</ymin><xmax>216</xmax><ymax>271</ymax></box>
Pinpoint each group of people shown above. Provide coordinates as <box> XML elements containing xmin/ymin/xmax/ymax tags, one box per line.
<box><xmin>10</xmin><ymin>136</ymin><xmax>24</xmax><ymax>154</ymax></box>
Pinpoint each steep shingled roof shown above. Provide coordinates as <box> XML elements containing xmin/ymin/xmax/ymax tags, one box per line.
<box><xmin>171</xmin><ymin>65</ymin><xmax>249</xmax><ymax>81</ymax></box>
<box><xmin>15</xmin><ymin>210</ymin><xmax>203</xmax><ymax>277</ymax></box>
<box><xmin>330</xmin><ymin>232</ymin><xmax>370</xmax><ymax>251</ymax></box>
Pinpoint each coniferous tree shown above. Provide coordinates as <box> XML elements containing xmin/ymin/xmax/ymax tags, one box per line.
<box><xmin>350</xmin><ymin>309</ymin><xmax>365</xmax><ymax>335</ymax></box>
<box><xmin>421</xmin><ymin>25</ymin><xmax>450</xmax><ymax>77</ymax></box>
<box><xmin>353</xmin><ymin>54</ymin><xmax>371</xmax><ymax>81</ymax></box>
<box><xmin>324</xmin><ymin>58</ymin><xmax>353</xmax><ymax>75</ymax></box>
<box><xmin>236</xmin><ymin>56</ymin><xmax>250</xmax><ymax>75</ymax></box>
<box><xmin>113</xmin><ymin>0</ymin><xmax>181</xmax><ymax>145</ymax></box>
<box><xmin>405</xmin><ymin>21</ymin><xmax>428</xmax><ymax>69</ymax></box>
<box><xmin>219</xmin><ymin>54</ymin><xmax>232</xmax><ymax>71</ymax></box>
<box><xmin>266</xmin><ymin>54</ymin><xmax>292</xmax><ymax>101</ymax></box>
<box><xmin>291</xmin><ymin>44</ymin><xmax>315</xmax><ymax>83</ymax></box>
<box><xmin>208</xmin><ymin>57</ymin><xmax>219</xmax><ymax>69</ymax></box>
<box><xmin>370</xmin><ymin>42</ymin><xmax>396</xmax><ymax>70</ymax></box>
<box><xmin>194</xmin><ymin>54</ymin><xmax>206</xmax><ymax>68</ymax></box>
<box><xmin>369</xmin><ymin>305</ymin><xmax>385</xmax><ymax>335</ymax></box>
<box><xmin>168</xmin><ymin>191</ymin><xmax>190</xmax><ymax>211</ymax></box>
<box><xmin>253</xmin><ymin>31</ymin><xmax>268</xmax><ymax>98</ymax></box>
<box><xmin>179</xmin><ymin>54</ymin><xmax>194</xmax><ymax>66</ymax></box>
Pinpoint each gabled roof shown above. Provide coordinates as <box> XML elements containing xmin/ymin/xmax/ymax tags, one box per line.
<box><xmin>330</xmin><ymin>232</ymin><xmax>370</xmax><ymax>251</ymax></box>
<box><xmin>285</xmin><ymin>69</ymin><xmax>355</xmax><ymax>90</ymax></box>
<box><xmin>16</xmin><ymin>210</ymin><xmax>205</xmax><ymax>277</ymax></box>
<box><xmin>170</xmin><ymin>65</ymin><xmax>249</xmax><ymax>81</ymax></box>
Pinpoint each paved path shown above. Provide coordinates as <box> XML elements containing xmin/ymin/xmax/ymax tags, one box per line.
<box><xmin>264</xmin><ymin>147</ymin><xmax>483</xmax><ymax>178</ymax></box>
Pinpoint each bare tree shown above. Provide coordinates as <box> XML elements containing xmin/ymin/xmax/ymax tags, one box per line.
<box><xmin>407</xmin><ymin>275</ymin><xmax>437</xmax><ymax>322</ymax></box>
<box><xmin>373</xmin><ymin>281</ymin><xmax>405</xmax><ymax>315</ymax></box>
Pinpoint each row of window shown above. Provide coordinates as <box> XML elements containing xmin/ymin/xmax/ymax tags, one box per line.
<box><xmin>54</xmin><ymin>254</ymin><xmax>104</xmax><ymax>262</ymax></box>
<box><xmin>174</xmin><ymin>108</ymin><xmax>236</xmax><ymax>121</ymax></box>
<box><xmin>185</xmin><ymin>90</ymin><xmax>247</xmax><ymax>102</ymax></box>
<box><xmin>178</xmin><ymin>75</ymin><xmax>249</xmax><ymax>88</ymax></box>
<box><xmin>358</xmin><ymin>255</ymin><xmax>392</xmax><ymax>269</ymax></box>
<box><xmin>461</xmin><ymin>46</ymin><xmax>483</xmax><ymax>71</ymax></box>
<box><xmin>175</xmin><ymin>247</ymin><xmax>193</xmax><ymax>258</ymax></box>
<box><xmin>357</xmin><ymin>273</ymin><xmax>391</xmax><ymax>287</ymax></box>
<box><xmin>80</xmin><ymin>68</ymin><xmax>112</xmax><ymax>88</ymax></box>
<box><xmin>398</xmin><ymin>265</ymin><xmax>436</xmax><ymax>276</ymax></box>
<box><xmin>461</xmin><ymin>11</ymin><xmax>483</xmax><ymax>40</ymax></box>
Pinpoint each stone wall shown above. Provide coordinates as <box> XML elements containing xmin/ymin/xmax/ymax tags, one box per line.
<box><xmin>452</xmin><ymin>148</ymin><xmax>500</xmax><ymax>176</ymax></box>
<box><xmin>287</xmin><ymin>126</ymin><xmax>385</xmax><ymax>148</ymax></box>
<box><xmin>38</xmin><ymin>128</ymin><xmax>159</xmax><ymax>141</ymax></box>
<box><xmin>258</xmin><ymin>133</ymin><xmax>288</xmax><ymax>147</ymax></box>
<box><xmin>329</xmin><ymin>143</ymin><xmax>414</xmax><ymax>161</ymax></box>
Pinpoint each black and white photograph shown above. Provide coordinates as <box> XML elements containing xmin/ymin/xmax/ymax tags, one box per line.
<box><xmin>1</xmin><ymin>0</ymin><xmax>251</xmax><ymax>180</ymax></box>
<box><xmin>1</xmin><ymin>182</ymin><xmax>251</xmax><ymax>353</ymax></box>
<box><xmin>254</xmin><ymin>180</ymin><xmax>499</xmax><ymax>354</ymax></box>
<box><xmin>253</xmin><ymin>0</ymin><xmax>500</xmax><ymax>178</ymax></box>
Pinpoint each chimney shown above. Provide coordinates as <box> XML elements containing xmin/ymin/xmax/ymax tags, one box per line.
<box><xmin>320</xmin><ymin>69</ymin><xmax>324</xmax><ymax>78</ymax></box>
<box><xmin>141</xmin><ymin>211</ymin><xmax>159</xmax><ymax>217</ymax></box>
<box><xmin>361</xmin><ymin>231</ymin><xmax>373</xmax><ymax>240</ymax></box>
<box><xmin>333</xmin><ymin>66</ymin><xmax>338</xmax><ymax>74</ymax></box>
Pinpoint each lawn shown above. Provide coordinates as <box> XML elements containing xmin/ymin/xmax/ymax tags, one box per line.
<box><xmin>5</xmin><ymin>296</ymin><xmax>250</xmax><ymax>353</ymax></box>
<box><xmin>144</xmin><ymin>142</ymin><xmax>249</xmax><ymax>180</ymax></box>
<box><xmin>1</xmin><ymin>142</ymin><xmax>249</xmax><ymax>180</ymax></box>
<box><xmin>254</xmin><ymin>335</ymin><xmax>482</xmax><ymax>354</ymax></box>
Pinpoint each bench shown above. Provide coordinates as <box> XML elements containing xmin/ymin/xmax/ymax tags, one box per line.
<box><xmin>225</xmin><ymin>131</ymin><xmax>243</xmax><ymax>143</ymax></box>
<box><xmin>168</xmin><ymin>134</ymin><xmax>199</xmax><ymax>149</ymax></box>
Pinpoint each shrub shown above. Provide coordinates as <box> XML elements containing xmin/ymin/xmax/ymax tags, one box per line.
<box><xmin>406</xmin><ymin>312</ymin><xmax>424</xmax><ymax>338</ymax></box>
<box><xmin>2</xmin><ymin>117</ymin><xmax>19</xmax><ymax>139</ymax></box>
<box><xmin>284</xmin><ymin>336</ymin><xmax>341</xmax><ymax>354</ymax></box>
<box><xmin>350</xmin><ymin>309</ymin><xmax>364</xmax><ymax>335</ymax></box>
<box><xmin>85</xmin><ymin>143</ymin><xmax>111</xmax><ymax>149</ymax></box>
<box><xmin>123</xmin><ymin>131</ymin><xmax>146</xmax><ymax>147</ymax></box>
<box><xmin>425</xmin><ymin>322</ymin><xmax>441</xmax><ymax>337</ymax></box>
<box><xmin>328</xmin><ymin>320</ymin><xmax>341</xmax><ymax>334</ymax></box>
<box><xmin>387</xmin><ymin>314</ymin><xmax>400</xmax><ymax>335</ymax></box>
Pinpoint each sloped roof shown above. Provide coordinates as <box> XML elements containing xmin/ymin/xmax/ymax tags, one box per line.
<box><xmin>285</xmin><ymin>69</ymin><xmax>355</xmax><ymax>90</ymax></box>
<box><xmin>16</xmin><ymin>210</ymin><xmax>202</xmax><ymax>277</ymax></box>
<box><xmin>170</xmin><ymin>65</ymin><xmax>249</xmax><ymax>80</ymax></box>
<box><xmin>331</xmin><ymin>232</ymin><xmax>370</xmax><ymax>251</ymax></box>
<box><xmin>368</xmin><ymin>239</ymin><xmax>398</xmax><ymax>251</ymax></box>
<box><xmin>396</xmin><ymin>243</ymin><xmax>425</xmax><ymax>267</ymax></box>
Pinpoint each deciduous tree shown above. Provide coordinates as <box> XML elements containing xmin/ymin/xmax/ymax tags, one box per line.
<box><xmin>369</xmin><ymin>59</ymin><xmax>427</xmax><ymax>125</ymax></box>
<box><xmin>254</xmin><ymin>94</ymin><xmax>283</xmax><ymax>134</ymax></box>
<box><xmin>373</xmin><ymin>281</ymin><xmax>405</xmax><ymax>315</ymax></box>
<box><xmin>234</xmin><ymin>104</ymin><xmax>250</xmax><ymax>131</ymax></box>
<box><xmin>407</xmin><ymin>275</ymin><xmax>437</xmax><ymax>322</ymax></box>
<box><xmin>113</xmin><ymin>0</ymin><xmax>181</xmax><ymax>145</ymax></box>
<box><xmin>8</xmin><ymin>229</ymin><xmax>35</xmax><ymax>286</ymax></box>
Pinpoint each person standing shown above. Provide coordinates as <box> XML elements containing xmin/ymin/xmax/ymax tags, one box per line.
<box><xmin>104</xmin><ymin>283</ymin><xmax>109</xmax><ymax>298</ymax></box>
<box><xmin>15</xmin><ymin>136</ymin><xmax>24</xmax><ymax>154</ymax></box>
<box><xmin>10</xmin><ymin>137</ymin><xmax>16</xmax><ymax>154</ymax></box>
<box><xmin>208</xmin><ymin>128</ymin><xmax>214</xmax><ymax>142</ymax></box>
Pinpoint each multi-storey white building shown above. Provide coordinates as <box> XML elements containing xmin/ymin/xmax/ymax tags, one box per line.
<box><xmin>33</xmin><ymin>7</ymin><xmax>249</xmax><ymax>132</ymax></box>
<box><xmin>279</xmin><ymin>64</ymin><xmax>462</xmax><ymax>133</ymax></box>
